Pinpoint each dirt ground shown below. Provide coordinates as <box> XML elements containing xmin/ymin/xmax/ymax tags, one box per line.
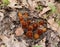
<box><xmin>0</xmin><ymin>0</ymin><xmax>60</xmax><ymax>47</ymax></box>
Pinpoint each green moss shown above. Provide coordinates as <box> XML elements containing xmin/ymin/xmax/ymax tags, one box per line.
<box><xmin>48</xmin><ymin>3</ymin><xmax>56</xmax><ymax>13</ymax></box>
<box><xmin>2</xmin><ymin>0</ymin><xmax>10</xmax><ymax>5</ymax></box>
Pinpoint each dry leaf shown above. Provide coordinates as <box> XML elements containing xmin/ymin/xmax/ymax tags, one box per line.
<box><xmin>8</xmin><ymin>0</ymin><xmax>22</xmax><ymax>8</ymax></box>
<box><xmin>0</xmin><ymin>12</ymin><xmax>4</xmax><ymax>21</ymax></box>
<box><xmin>48</xmin><ymin>18</ymin><xmax>59</xmax><ymax>31</ymax></box>
<box><xmin>39</xmin><ymin>7</ymin><xmax>51</xmax><ymax>16</ymax></box>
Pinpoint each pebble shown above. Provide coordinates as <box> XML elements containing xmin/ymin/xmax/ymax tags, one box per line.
<box><xmin>15</xmin><ymin>27</ymin><xmax>24</xmax><ymax>36</ymax></box>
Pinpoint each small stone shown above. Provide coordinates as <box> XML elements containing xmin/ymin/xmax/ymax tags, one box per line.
<box><xmin>9</xmin><ymin>11</ymin><xmax>17</xmax><ymax>21</ymax></box>
<box><xmin>15</xmin><ymin>27</ymin><xmax>24</xmax><ymax>36</ymax></box>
